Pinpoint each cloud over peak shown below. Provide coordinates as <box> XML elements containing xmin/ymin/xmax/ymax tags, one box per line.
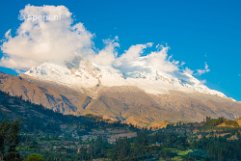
<box><xmin>1</xmin><ymin>5</ymin><xmax>210</xmax><ymax>81</ymax></box>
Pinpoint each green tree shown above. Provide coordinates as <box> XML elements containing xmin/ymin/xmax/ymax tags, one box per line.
<box><xmin>0</xmin><ymin>121</ymin><xmax>21</xmax><ymax>161</ymax></box>
<box><xmin>108</xmin><ymin>137</ymin><xmax>131</xmax><ymax>161</ymax></box>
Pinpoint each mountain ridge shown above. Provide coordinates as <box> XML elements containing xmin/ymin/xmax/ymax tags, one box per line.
<box><xmin>1</xmin><ymin>72</ymin><xmax>241</xmax><ymax>128</ymax></box>
<box><xmin>24</xmin><ymin>62</ymin><xmax>226</xmax><ymax>98</ymax></box>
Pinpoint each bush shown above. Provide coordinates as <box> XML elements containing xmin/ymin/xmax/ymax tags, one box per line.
<box><xmin>24</xmin><ymin>154</ymin><xmax>45</xmax><ymax>161</ymax></box>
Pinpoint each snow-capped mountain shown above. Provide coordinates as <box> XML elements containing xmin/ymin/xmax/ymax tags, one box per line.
<box><xmin>1</xmin><ymin>71</ymin><xmax>241</xmax><ymax>128</ymax></box>
<box><xmin>25</xmin><ymin>61</ymin><xmax>226</xmax><ymax>98</ymax></box>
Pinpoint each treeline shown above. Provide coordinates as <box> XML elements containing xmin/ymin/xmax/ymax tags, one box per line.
<box><xmin>0</xmin><ymin>91</ymin><xmax>137</xmax><ymax>134</ymax></box>
<box><xmin>193</xmin><ymin>135</ymin><xmax>241</xmax><ymax>161</ymax></box>
<box><xmin>202</xmin><ymin>116</ymin><xmax>239</xmax><ymax>129</ymax></box>
<box><xmin>77</xmin><ymin>124</ymin><xmax>241</xmax><ymax>161</ymax></box>
<box><xmin>1</xmin><ymin>119</ymin><xmax>241</xmax><ymax>161</ymax></box>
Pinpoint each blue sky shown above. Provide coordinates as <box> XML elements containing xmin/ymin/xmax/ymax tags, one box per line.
<box><xmin>0</xmin><ymin>0</ymin><xmax>241</xmax><ymax>100</ymax></box>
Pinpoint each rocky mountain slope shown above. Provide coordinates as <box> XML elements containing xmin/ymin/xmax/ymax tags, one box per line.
<box><xmin>0</xmin><ymin>90</ymin><xmax>133</xmax><ymax>134</ymax></box>
<box><xmin>1</xmin><ymin>72</ymin><xmax>241</xmax><ymax>128</ymax></box>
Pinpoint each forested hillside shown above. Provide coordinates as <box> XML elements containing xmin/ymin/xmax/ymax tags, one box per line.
<box><xmin>0</xmin><ymin>91</ymin><xmax>134</xmax><ymax>134</ymax></box>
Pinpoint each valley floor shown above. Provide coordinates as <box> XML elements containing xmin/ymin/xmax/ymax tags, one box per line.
<box><xmin>16</xmin><ymin>121</ymin><xmax>241</xmax><ymax>161</ymax></box>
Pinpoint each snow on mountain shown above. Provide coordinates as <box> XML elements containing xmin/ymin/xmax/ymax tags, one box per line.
<box><xmin>25</xmin><ymin>61</ymin><xmax>226</xmax><ymax>98</ymax></box>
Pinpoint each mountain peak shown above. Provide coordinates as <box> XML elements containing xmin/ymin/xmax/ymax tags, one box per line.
<box><xmin>25</xmin><ymin>62</ymin><xmax>226</xmax><ymax>98</ymax></box>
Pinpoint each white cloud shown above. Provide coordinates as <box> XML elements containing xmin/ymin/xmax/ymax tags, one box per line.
<box><xmin>196</xmin><ymin>62</ymin><xmax>210</xmax><ymax>76</ymax></box>
<box><xmin>113</xmin><ymin>44</ymin><xmax>179</xmax><ymax>78</ymax></box>
<box><xmin>1</xmin><ymin>5</ymin><xmax>93</xmax><ymax>70</ymax></box>
<box><xmin>92</xmin><ymin>37</ymin><xmax>119</xmax><ymax>67</ymax></box>
<box><xmin>184</xmin><ymin>67</ymin><xmax>194</xmax><ymax>75</ymax></box>
<box><xmin>0</xmin><ymin>4</ymin><xmax>210</xmax><ymax>82</ymax></box>
<box><xmin>113</xmin><ymin>43</ymin><xmax>153</xmax><ymax>74</ymax></box>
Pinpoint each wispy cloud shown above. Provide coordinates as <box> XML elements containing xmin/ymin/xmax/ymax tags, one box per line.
<box><xmin>196</xmin><ymin>62</ymin><xmax>210</xmax><ymax>76</ymax></box>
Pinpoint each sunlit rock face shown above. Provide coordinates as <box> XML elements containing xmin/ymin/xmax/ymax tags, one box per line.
<box><xmin>1</xmin><ymin>72</ymin><xmax>240</xmax><ymax>128</ymax></box>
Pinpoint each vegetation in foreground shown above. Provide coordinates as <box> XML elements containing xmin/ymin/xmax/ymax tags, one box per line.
<box><xmin>2</xmin><ymin>119</ymin><xmax>241</xmax><ymax>161</ymax></box>
<box><xmin>1</xmin><ymin>91</ymin><xmax>241</xmax><ymax>161</ymax></box>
